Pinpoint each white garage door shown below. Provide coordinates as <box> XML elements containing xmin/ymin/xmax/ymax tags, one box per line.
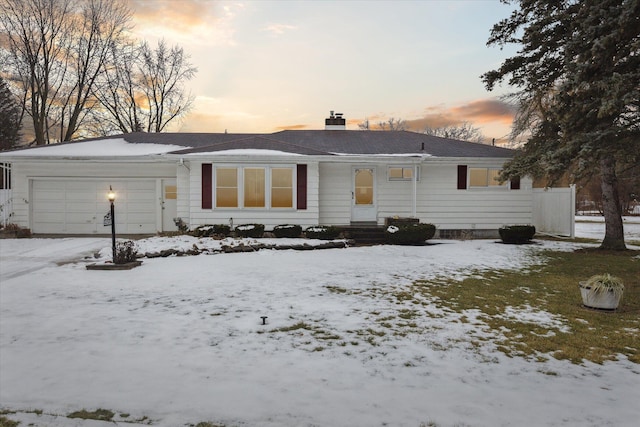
<box><xmin>32</xmin><ymin>179</ymin><xmax>158</xmax><ymax>234</ymax></box>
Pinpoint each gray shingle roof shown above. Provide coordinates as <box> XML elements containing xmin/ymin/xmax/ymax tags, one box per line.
<box><xmin>121</xmin><ymin>130</ymin><xmax>514</xmax><ymax>158</ymax></box>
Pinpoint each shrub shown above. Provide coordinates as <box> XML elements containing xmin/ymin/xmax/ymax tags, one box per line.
<box><xmin>193</xmin><ymin>224</ymin><xmax>231</xmax><ymax>237</ymax></box>
<box><xmin>273</xmin><ymin>224</ymin><xmax>302</xmax><ymax>238</ymax></box>
<box><xmin>114</xmin><ymin>240</ymin><xmax>138</xmax><ymax>264</ymax></box>
<box><xmin>235</xmin><ymin>223</ymin><xmax>265</xmax><ymax>238</ymax></box>
<box><xmin>305</xmin><ymin>225</ymin><xmax>341</xmax><ymax>240</ymax></box>
<box><xmin>385</xmin><ymin>223</ymin><xmax>436</xmax><ymax>245</ymax></box>
<box><xmin>173</xmin><ymin>217</ymin><xmax>189</xmax><ymax>234</ymax></box>
<box><xmin>499</xmin><ymin>225</ymin><xmax>536</xmax><ymax>244</ymax></box>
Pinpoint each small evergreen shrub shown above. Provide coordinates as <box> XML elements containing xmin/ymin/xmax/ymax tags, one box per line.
<box><xmin>193</xmin><ymin>224</ymin><xmax>231</xmax><ymax>237</ymax></box>
<box><xmin>235</xmin><ymin>223</ymin><xmax>265</xmax><ymax>238</ymax></box>
<box><xmin>385</xmin><ymin>223</ymin><xmax>436</xmax><ymax>245</ymax></box>
<box><xmin>173</xmin><ymin>217</ymin><xmax>189</xmax><ymax>234</ymax></box>
<box><xmin>273</xmin><ymin>224</ymin><xmax>302</xmax><ymax>238</ymax></box>
<box><xmin>305</xmin><ymin>225</ymin><xmax>340</xmax><ymax>240</ymax></box>
<box><xmin>499</xmin><ymin>225</ymin><xmax>536</xmax><ymax>244</ymax></box>
<box><xmin>114</xmin><ymin>240</ymin><xmax>138</xmax><ymax>264</ymax></box>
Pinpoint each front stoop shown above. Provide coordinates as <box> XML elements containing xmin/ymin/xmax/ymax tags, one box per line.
<box><xmin>342</xmin><ymin>223</ymin><xmax>387</xmax><ymax>245</ymax></box>
<box><xmin>86</xmin><ymin>260</ymin><xmax>143</xmax><ymax>270</ymax></box>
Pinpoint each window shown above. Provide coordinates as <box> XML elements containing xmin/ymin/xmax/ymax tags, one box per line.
<box><xmin>244</xmin><ymin>168</ymin><xmax>265</xmax><ymax>208</ymax></box>
<box><xmin>271</xmin><ymin>168</ymin><xmax>293</xmax><ymax>208</ymax></box>
<box><xmin>164</xmin><ymin>185</ymin><xmax>177</xmax><ymax>200</ymax></box>
<box><xmin>211</xmin><ymin>166</ymin><xmax>297</xmax><ymax>209</ymax></box>
<box><xmin>216</xmin><ymin>168</ymin><xmax>238</xmax><ymax>207</ymax></box>
<box><xmin>469</xmin><ymin>168</ymin><xmax>503</xmax><ymax>187</ymax></box>
<box><xmin>388</xmin><ymin>167</ymin><xmax>418</xmax><ymax>181</ymax></box>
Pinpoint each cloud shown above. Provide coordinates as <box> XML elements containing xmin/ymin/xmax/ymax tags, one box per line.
<box><xmin>128</xmin><ymin>0</ymin><xmax>240</xmax><ymax>46</ymax></box>
<box><xmin>275</xmin><ymin>124</ymin><xmax>308</xmax><ymax>131</ymax></box>
<box><xmin>263</xmin><ymin>24</ymin><xmax>298</xmax><ymax>36</ymax></box>
<box><xmin>402</xmin><ymin>99</ymin><xmax>516</xmax><ymax>131</ymax></box>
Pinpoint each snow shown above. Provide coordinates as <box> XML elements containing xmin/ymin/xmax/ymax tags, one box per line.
<box><xmin>1</xmin><ymin>222</ymin><xmax>639</xmax><ymax>426</ymax></box>
<box><xmin>185</xmin><ymin>149</ymin><xmax>303</xmax><ymax>156</ymax></box>
<box><xmin>1</xmin><ymin>138</ymin><xmax>188</xmax><ymax>157</ymax></box>
<box><xmin>575</xmin><ymin>216</ymin><xmax>640</xmax><ymax>241</ymax></box>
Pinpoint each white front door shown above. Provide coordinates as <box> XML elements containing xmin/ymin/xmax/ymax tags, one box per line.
<box><xmin>161</xmin><ymin>179</ymin><xmax>178</xmax><ymax>232</ymax></box>
<box><xmin>351</xmin><ymin>167</ymin><xmax>377</xmax><ymax>222</ymax></box>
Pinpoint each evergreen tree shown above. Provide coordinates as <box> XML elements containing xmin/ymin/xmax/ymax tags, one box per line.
<box><xmin>0</xmin><ymin>76</ymin><xmax>22</xmax><ymax>150</ymax></box>
<box><xmin>482</xmin><ymin>0</ymin><xmax>640</xmax><ymax>250</ymax></box>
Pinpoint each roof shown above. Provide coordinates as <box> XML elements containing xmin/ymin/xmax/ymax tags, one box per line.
<box><xmin>0</xmin><ymin>130</ymin><xmax>515</xmax><ymax>158</ymax></box>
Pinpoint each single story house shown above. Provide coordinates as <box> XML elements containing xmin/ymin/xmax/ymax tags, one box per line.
<box><xmin>0</xmin><ymin>113</ymin><xmax>575</xmax><ymax>237</ymax></box>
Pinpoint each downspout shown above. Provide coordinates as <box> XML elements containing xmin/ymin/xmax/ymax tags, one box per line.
<box><xmin>412</xmin><ymin>162</ymin><xmax>418</xmax><ymax>218</ymax></box>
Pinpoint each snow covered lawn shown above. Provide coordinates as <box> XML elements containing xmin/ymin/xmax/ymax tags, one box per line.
<box><xmin>1</xmin><ymin>226</ymin><xmax>639</xmax><ymax>426</ymax></box>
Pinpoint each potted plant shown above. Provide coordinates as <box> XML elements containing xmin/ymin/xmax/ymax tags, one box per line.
<box><xmin>579</xmin><ymin>273</ymin><xmax>624</xmax><ymax>310</ymax></box>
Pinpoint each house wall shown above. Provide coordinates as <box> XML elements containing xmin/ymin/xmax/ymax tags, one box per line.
<box><xmin>7</xmin><ymin>160</ymin><xmax>177</xmax><ymax>232</ymax></box>
<box><xmin>319</xmin><ymin>161</ymin><xmax>534</xmax><ymax>233</ymax></box>
<box><xmin>187</xmin><ymin>160</ymin><xmax>321</xmax><ymax>230</ymax></box>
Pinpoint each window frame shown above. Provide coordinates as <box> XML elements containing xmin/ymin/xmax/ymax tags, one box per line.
<box><xmin>387</xmin><ymin>166</ymin><xmax>420</xmax><ymax>182</ymax></box>
<box><xmin>212</xmin><ymin>165</ymin><xmax>296</xmax><ymax>210</ymax></box>
<box><xmin>468</xmin><ymin>167</ymin><xmax>505</xmax><ymax>188</ymax></box>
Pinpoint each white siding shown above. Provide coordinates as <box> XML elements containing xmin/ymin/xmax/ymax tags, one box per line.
<box><xmin>320</xmin><ymin>161</ymin><xmax>534</xmax><ymax>230</ymax></box>
<box><xmin>318</xmin><ymin>163</ymin><xmax>352</xmax><ymax>225</ymax></box>
<box><xmin>176</xmin><ymin>163</ymin><xmax>191</xmax><ymax>226</ymax></box>
<box><xmin>188</xmin><ymin>161</ymin><xmax>320</xmax><ymax>230</ymax></box>
<box><xmin>8</xmin><ymin>161</ymin><xmax>176</xmax><ymax>233</ymax></box>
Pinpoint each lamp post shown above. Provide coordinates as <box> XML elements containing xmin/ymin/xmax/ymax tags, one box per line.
<box><xmin>107</xmin><ymin>186</ymin><xmax>116</xmax><ymax>263</ymax></box>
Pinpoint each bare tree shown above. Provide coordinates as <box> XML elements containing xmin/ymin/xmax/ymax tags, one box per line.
<box><xmin>357</xmin><ymin>118</ymin><xmax>370</xmax><ymax>130</ymax></box>
<box><xmin>0</xmin><ymin>0</ymin><xmax>131</xmax><ymax>144</ymax></box>
<box><xmin>376</xmin><ymin>117</ymin><xmax>407</xmax><ymax>131</ymax></box>
<box><xmin>422</xmin><ymin>121</ymin><xmax>485</xmax><ymax>143</ymax></box>
<box><xmin>57</xmin><ymin>0</ymin><xmax>131</xmax><ymax>141</ymax></box>
<box><xmin>92</xmin><ymin>39</ymin><xmax>197</xmax><ymax>134</ymax></box>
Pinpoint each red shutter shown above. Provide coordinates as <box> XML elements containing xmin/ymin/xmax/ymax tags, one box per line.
<box><xmin>202</xmin><ymin>163</ymin><xmax>212</xmax><ymax>209</ymax></box>
<box><xmin>511</xmin><ymin>176</ymin><xmax>521</xmax><ymax>190</ymax></box>
<box><xmin>297</xmin><ymin>164</ymin><xmax>307</xmax><ymax>210</ymax></box>
<box><xmin>457</xmin><ymin>165</ymin><xmax>467</xmax><ymax>189</ymax></box>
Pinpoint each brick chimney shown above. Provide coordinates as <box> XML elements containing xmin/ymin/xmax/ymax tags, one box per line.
<box><xmin>325</xmin><ymin>110</ymin><xmax>346</xmax><ymax>130</ymax></box>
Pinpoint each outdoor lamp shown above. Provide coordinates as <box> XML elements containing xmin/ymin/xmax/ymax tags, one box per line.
<box><xmin>107</xmin><ymin>186</ymin><xmax>116</xmax><ymax>262</ymax></box>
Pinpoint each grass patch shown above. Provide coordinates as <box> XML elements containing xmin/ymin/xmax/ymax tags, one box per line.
<box><xmin>0</xmin><ymin>416</ymin><xmax>19</xmax><ymax>427</ymax></box>
<box><xmin>67</xmin><ymin>408</ymin><xmax>114</xmax><ymax>421</ymax></box>
<box><xmin>417</xmin><ymin>249</ymin><xmax>639</xmax><ymax>364</ymax></box>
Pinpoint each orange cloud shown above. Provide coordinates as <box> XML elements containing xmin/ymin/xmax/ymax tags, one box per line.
<box><xmin>275</xmin><ymin>124</ymin><xmax>309</xmax><ymax>131</ymax></box>
<box><xmin>128</xmin><ymin>0</ymin><xmax>216</xmax><ymax>33</ymax></box>
<box><xmin>401</xmin><ymin>99</ymin><xmax>516</xmax><ymax>132</ymax></box>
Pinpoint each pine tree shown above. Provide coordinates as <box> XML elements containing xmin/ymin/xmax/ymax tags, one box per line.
<box><xmin>482</xmin><ymin>0</ymin><xmax>640</xmax><ymax>250</ymax></box>
<box><xmin>0</xmin><ymin>76</ymin><xmax>22</xmax><ymax>150</ymax></box>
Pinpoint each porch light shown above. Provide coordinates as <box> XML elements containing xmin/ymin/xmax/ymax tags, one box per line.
<box><xmin>107</xmin><ymin>186</ymin><xmax>116</xmax><ymax>262</ymax></box>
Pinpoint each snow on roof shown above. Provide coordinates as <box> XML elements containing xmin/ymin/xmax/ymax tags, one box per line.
<box><xmin>183</xmin><ymin>149</ymin><xmax>303</xmax><ymax>156</ymax></box>
<box><xmin>2</xmin><ymin>138</ymin><xmax>189</xmax><ymax>157</ymax></box>
<box><xmin>330</xmin><ymin>152</ymin><xmax>433</xmax><ymax>157</ymax></box>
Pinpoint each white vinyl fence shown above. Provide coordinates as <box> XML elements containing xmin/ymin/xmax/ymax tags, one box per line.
<box><xmin>532</xmin><ymin>185</ymin><xmax>576</xmax><ymax>237</ymax></box>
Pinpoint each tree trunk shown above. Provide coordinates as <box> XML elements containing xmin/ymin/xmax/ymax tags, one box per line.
<box><xmin>599</xmin><ymin>158</ymin><xmax>626</xmax><ymax>250</ymax></box>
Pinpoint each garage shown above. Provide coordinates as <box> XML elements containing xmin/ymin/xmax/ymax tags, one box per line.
<box><xmin>31</xmin><ymin>179</ymin><xmax>159</xmax><ymax>234</ymax></box>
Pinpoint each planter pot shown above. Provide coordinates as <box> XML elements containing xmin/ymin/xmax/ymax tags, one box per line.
<box><xmin>579</xmin><ymin>282</ymin><xmax>622</xmax><ymax>310</ymax></box>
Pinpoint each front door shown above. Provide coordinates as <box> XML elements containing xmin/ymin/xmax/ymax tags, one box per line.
<box><xmin>351</xmin><ymin>167</ymin><xmax>377</xmax><ymax>222</ymax></box>
<box><xmin>161</xmin><ymin>179</ymin><xmax>178</xmax><ymax>231</ymax></box>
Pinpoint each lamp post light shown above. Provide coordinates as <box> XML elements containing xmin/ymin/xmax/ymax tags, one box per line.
<box><xmin>107</xmin><ymin>186</ymin><xmax>116</xmax><ymax>263</ymax></box>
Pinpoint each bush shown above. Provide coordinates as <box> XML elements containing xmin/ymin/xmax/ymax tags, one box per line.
<box><xmin>499</xmin><ymin>225</ymin><xmax>536</xmax><ymax>244</ymax></box>
<box><xmin>385</xmin><ymin>223</ymin><xmax>436</xmax><ymax>245</ymax></box>
<box><xmin>235</xmin><ymin>223</ymin><xmax>265</xmax><ymax>238</ymax></box>
<box><xmin>305</xmin><ymin>225</ymin><xmax>341</xmax><ymax>240</ymax></box>
<box><xmin>114</xmin><ymin>240</ymin><xmax>138</xmax><ymax>264</ymax></box>
<box><xmin>193</xmin><ymin>224</ymin><xmax>231</xmax><ymax>237</ymax></box>
<box><xmin>273</xmin><ymin>224</ymin><xmax>302</xmax><ymax>238</ymax></box>
<box><xmin>173</xmin><ymin>217</ymin><xmax>189</xmax><ymax>234</ymax></box>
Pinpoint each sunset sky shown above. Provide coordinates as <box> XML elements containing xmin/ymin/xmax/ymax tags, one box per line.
<box><xmin>128</xmin><ymin>0</ymin><xmax>520</xmax><ymax>144</ymax></box>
